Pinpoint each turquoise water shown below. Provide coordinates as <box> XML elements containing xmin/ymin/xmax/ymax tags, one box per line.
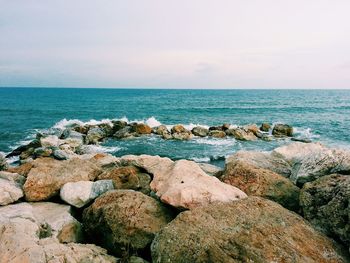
<box><xmin>1</xmin><ymin>88</ymin><xmax>349</xmax><ymax>165</ymax></box>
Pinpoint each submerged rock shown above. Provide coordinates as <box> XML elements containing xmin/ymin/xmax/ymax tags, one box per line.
<box><xmin>151</xmin><ymin>197</ymin><xmax>346</xmax><ymax>263</ymax></box>
<box><xmin>300</xmin><ymin>174</ymin><xmax>350</xmax><ymax>248</ymax></box>
<box><xmin>222</xmin><ymin>159</ymin><xmax>300</xmax><ymax>211</ymax></box>
<box><xmin>60</xmin><ymin>180</ymin><xmax>114</xmax><ymax>208</ymax></box>
<box><xmin>24</xmin><ymin>157</ymin><xmax>102</xmax><ymax>201</ymax></box>
<box><xmin>272</xmin><ymin>123</ymin><xmax>293</xmax><ymax>137</ymax></box>
<box><xmin>82</xmin><ymin>190</ymin><xmax>174</xmax><ymax>257</ymax></box>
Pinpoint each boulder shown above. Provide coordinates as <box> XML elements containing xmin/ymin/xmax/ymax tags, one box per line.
<box><xmin>260</xmin><ymin>122</ymin><xmax>271</xmax><ymax>132</ymax></box>
<box><xmin>113</xmin><ymin>126</ymin><xmax>134</xmax><ymax>139</ymax></box>
<box><xmin>226</xmin><ymin>150</ymin><xmax>292</xmax><ymax>177</ymax></box>
<box><xmin>82</xmin><ymin>190</ymin><xmax>174</xmax><ymax>256</ymax></box>
<box><xmin>192</xmin><ymin>126</ymin><xmax>209</xmax><ymax>137</ymax></box>
<box><xmin>227</xmin><ymin>127</ymin><xmax>257</xmax><ymax>141</ymax></box>
<box><xmin>222</xmin><ymin>123</ymin><xmax>231</xmax><ymax>130</ymax></box>
<box><xmin>86</xmin><ymin>127</ymin><xmax>106</xmax><ymax>144</ymax></box>
<box><xmin>172</xmin><ymin>131</ymin><xmax>193</xmax><ymax>140</ymax></box>
<box><xmin>40</xmin><ymin>135</ymin><xmax>60</xmax><ymax>148</ymax></box>
<box><xmin>24</xmin><ymin>157</ymin><xmax>102</xmax><ymax>201</ymax></box>
<box><xmin>0</xmin><ymin>171</ymin><xmax>26</xmax><ymax>185</ymax></box>
<box><xmin>134</xmin><ymin>123</ymin><xmax>152</xmax><ymax>134</ymax></box>
<box><xmin>6</xmin><ymin>139</ymin><xmax>41</xmax><ymax>158</ymax></box>
<box><xmin>60</xmin><ymin>180</ymin><xmax>114</xmax><ymax>208</ymax></box>
<box><xmin>34</xmin><ymin>147</ymin><xmax>53</xmax><ymax>158</ymax></box>
<box><xmin>0</xmin><ymin>177</ymin><xmax>24</xmax><ymax>205</ymax></box>
<box><xmin>300</xmin><ymin>174</ymin><xmax>350</xmax><ymax>248</ymax></box>
<box><xmin>243</xmin><ymin>123</ymin><xmax>259</xmax><ymax>135</ymax></box>
<box><xmin>0</xmin><ymin>202</ymin><xmax>83</xmax><ymax>243</ymax></box>
<box><xmin>272</xmin><ymin>123</ymin><xmax>293</xmax><ymax>137</ymax></box>
<box><xmin>209</xmin><ymin>126</ymin><xmax>223</xmax><ymax>131</ymax></box>
<box><xmin>154</xmin><ymin>125</ymin><xmax>169</xmax><ymax>135</ymax></box>
<box><xmin>151</xmin><ymin>197</ymin><xmax>346</xmax><ymax>263</ymax></box>
<box><xmin>208</xmin><ymin>130</ymin><xmax>226</xmax><ymax>138</ymax></box>
<box><xmin>53</xmin><ymin>149</ymin><xmax>72</xmax><ymax>160</ymax></box>
<box><xmin>111</xmin><ymin>120</ymin><xmax>127</xmax><ymax>132</ymax></box>
<box><xmin>97</xmin><ymin>166</ymin><xmax>151</xmax><ymax>194</ymax></box>
<box><xmin>197</xmin><ymin>163</ymin><xmax>223</xmax><ymax>177</ymax></box>
<box><xmin>0</xmin><ymin>152</ymin><xmax>8</xmax><ymax>170</ymax></box>
<box><xmin>121</xmin><ymin>155</ymin><xmax>247</xmax><ymax>209</ymax></box>
<box><xmin>98</xmin><ymin>123</ymin><xmax>115</xmax><ymax>137</ymax></box>
<box><xmin>171</xmin><ymin>124</ymin><xmax>186</xmax><ymax>133</ymax></box>
<box><xmin>291</xmin><ymin>137</ymin><xmax>312</xmax><ymax>143</ymax></box>
<box><xmin>6</xmin><ymin>162</ymin><xmax>33</xmax><ymax>176</ymax></box>
<box><xmin>222</xmin><ymin>159</ymin><xmax>300</xmax><ymax>211</ymax></box>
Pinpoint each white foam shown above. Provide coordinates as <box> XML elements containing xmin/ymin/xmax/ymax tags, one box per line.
<box><xmin>190</xmin><ymin>157</ymin><xmax>211</xmax><ymax>162</ymax></box>
<box><xmin>81</xmin><ymin>145</ymin><xmax>122</xmax><ymax>154</ymax></box>
<box><xmin>293</xmin><ymin>127</ymin><xmax>320</xmax><ymax>139</ymax></box>
<box><xmin>145</xmin><ymin>117</ymin><xmax>162</xmax><ymax>128</ymax></box>
<box><xmin>193</xmin><ymin>137</ymin><xmax>236</xmax><ymax>146</ymax></box>
<box><xmin>53</xmin><ymin>119</ymin><xmax>85</xmax><ymax>130</ymax></box>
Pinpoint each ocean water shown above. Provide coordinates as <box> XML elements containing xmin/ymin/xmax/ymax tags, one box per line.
<box><xmin>1</xmin><ymin>88</ymin><xmax>349</xmax><ymax>166</ymax></box>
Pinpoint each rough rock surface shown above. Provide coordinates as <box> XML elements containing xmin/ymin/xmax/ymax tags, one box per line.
<box><xmin>60</xmin><ymin>180</ymin><xmax>114</xmax><ymax>208</ymax></box>
<box><xmin>0</xmin><ymin>177</ymin><xmax>24</xmax><ymax>205</ymax></box>
<box><xmin>208</xmin><ymin>130</ymin><xmax>226</xmax><ymax>138</ymax></box>
<box><xmin>226</xmin><ymin>150</ymin><xmax>292</xmax><ymax>177</ymax></box>
<box><xmin>87</xmin><ymin>127</ymin><xmax>106</xmax><ymax>144</ymax></box>
<box><xmin>228</xmin><ymin>127</ymin><xmax>257</xmax><ymax>141</ymax></box>
<box><xmin>83</xmin><ymin>190</ymin><xmax>174</xmax><ymax>256</ymax></box>
<box><xmin>6</xmin><ymin>162</ymin><xmax>33</xmax><ymax>176</ymax></box>
<box><xmin>122</xmin><ymin>155</ymin><xmax>247</xmax><ymax>209</ymax></box>
<box><xmin>134</xmin><ymin>123</ymin><xmax>152</xmax><ymax>134</ymax></box>
<box><xmin>151</xmin><ymin>197</ymin><xmax>346</xmax><ymax>263</ymax></box>
<box><xmin>154</xmin><ymin>125</ymin><xmax>169</xmax><ymax>135</ymax></box>
<box><xmin>272</xmin><ymin>123</ymin><xmax>293</xmax><ymax>137</ymax></box>
<box><xmin>24</xmin><ymin>157</ymin><xmax>102</xmax><ymax>201</ymax></box>
<box><xmin>192</xmin><ymin>126</ymin><xmax>209</xmax><ymax>137</ymax></box>
<box><xmin>222</xmin><ymin>159</ymin><xmax>300</xmax><ymax>211</ymax></box>
<box><xmin>198</xmin><ymin>163</ymin><xmax>223</xmax><ymax>177</ymax></box>
<box><xmin>40</xmin><ymin>135</ymin><xmax>60</xmax><ymax>148</ymax></box>
<box><xmin>0</xmin><ymin>202</ymin><xmax>83</xmax><ymax>243</ymax></box>
<box><xmin>0</xmin><ymin>152</ymin><xmax>8</xmax><ymax>170</ymax></box>
<box><xmin>300</xmin><ymin>174</ymin><xmax>350</xmax><ymax>248</ymax></box>
<box><xmin>260</xmin><ymin>122</ymin><xmax>271</xmax><ymax>132</ymax></box>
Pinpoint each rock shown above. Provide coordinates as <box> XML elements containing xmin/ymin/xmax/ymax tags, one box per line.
<box><xmin>34</xmin><ymin>147</ymin><xmax>53</xmax><ymax>158</ymax></box>
<box><xmin>197</xmin><ymin>163</ymin><xmax>223</xmax><ymax>177</ymax></box>
<box><xmin>87</xmin><ymin>127</ymin><xmax>106</xmax><ymax>144</ymax></box>
<box><xmin>151</xmin><ymin>197</ymin><xmax>346</xmax><ymax>263</ymax></box>
<box><xmin>60</xmin><ymin>180</ymin><xmax>114</xmax><ymax>208</ymax></box>
<box><xmin>208</xmin><ymin>130</ymin><xmax>226</xmax><ymax>138</ymax></box>
<box><xmin>60</xmin><ymin>129</ymin><xmax>84</xmax><ymax>140</ymax></box>
<box><xmin>112</xmin><ymin>120</ymin><xmax>127</xmax><ymax>132</ymax></box>
<box><xmin>228</xmin><ymin>127</ymin><xmax>257</xmax><ymax>141</ymax></box>
<box><xmin>171</xmin><ymin>124</ymin><xmax>186</xmax><ymax>133</ymax></box>
<box><xmin>134</xmin><ymin>123</ymin><xmax>152</xmax><ymax>134</ymax></box>
<box><xmin>273</xmin><ymin>143</ymin><xmax>350</xmax><ymax>184</ymax></box>
<box><xmin>40</xmin><ymin>135</ymin><xmax>60</xmax><ymax>148</ymax></box>
<box><xmin>6</xmin><ymin>162</ymin><xmax>33</xmax><ymax>176</ymax></box>
<box><xmin>291</xmin><ymin>137</ymin><xmax>312</xmax><ymax>143</ymax></box>
<box><xmin>260</xmin><ymin>122</ymin><xmax>271</xmax><ymax>132</ymax></box>
<box><xmin>121</xmin><ymin>155</ymin><xmax>247</xmax><ymax>209</ymax></box>
<box><xmin>222</xmin><ymin>159</ymin><xmax>300</xmax><ymax>211</ymax></box>
<box><xmin>243</xmin><ymin>123</ymin><xmax>259</xmax><ymax>135</ymax></box>
<box><xmin>0</xmin><ymin>152</ymin><xmax>8</xmax><ymax>170</ymax></box>
<box><xmin>300</xmin><ymin>174</ymin><xmax>350</xmax><ymax>248</ymax></box>
<box><xmin>113</xmin><ymin>126</ymin><xmax>134</xmax><ymax>139</ymax></box>
<box><xmin>172</xmin><ymin>131</ymin><xmax>193</xmax><ymax>140</ymax></box>
<box><xmin>191</xmin><ymin>126</ymin><xmax>209</xmax><ymax>137</ymax></box>
<box><xmin>0</xmin><ymin>177</ymin><xmax>23</xmax><ymax>205</ymax></box>
<box><xmin>89</xmin><ymin>153</ymin><xmax>120</xmax><ymax>168</ymax></box>
<box><xmin>227</xmin><ymin>150</ymin><xmax>292</xmax><ymax>177</ymax></box>
<box><xmin>24</xmin><ymin>157</ymin><xmax>102</xmax><ymax>201</ymax></box>
<box><xmin>6</xmin><ymin>139</ymin><xmax>41</xmax><ymax>158</ymax></box>
<box><xmin>222</xmin><ymin>123</ymin><xmax>231</xmax><ymax>130</ymax></box>
<box><xmin>161</xmin><ymin>132</ymin><xmax>173</xmax><ymax>140</ymax></box>
<box><xmin>0</xmin><ymin>202</ymin><xmax>83</xmax><ymax>243</ymax></box>
<box><xmin>20</xmin><ymin>147</ymin><xmax>35</xmax><ymax>160</ymax></box>
<box><xmin>0</xmin><ymin>171</ymin><xmax>26</xmax><ymax>185</ymax></box>
<box><xmin>154</xmin><ymin>125</ymin><xmax>169</xmax><ymax>135</ymax></box>
<box><xmin>272</xmin><ymin>123</ymin><xmax>293</xmax><ymax>137</ymax></box>
<box><xmin>98</xmin><ymin>123</ymin><xmax>114</xmax><ymax>137</ymax></box>
<box><xmin>82</xmin><ymin>190</ymin><xmax>174</xmax><ymax>256</ymax></box>
<box><xmin>53</xmin><ymin>149</ymin><xmax>72</xmax><ymax>160</ymax></box>
<box><xmin>209</xmin><ymin>126</ymin><xmax>223</xmax><ymax>131</ymax></box>
<box><xmin>97</xmin><ymin>164</ymin><xmax>152</xmax><ymax>195</ymax></box>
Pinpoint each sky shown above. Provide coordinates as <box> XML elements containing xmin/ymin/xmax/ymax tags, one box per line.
<box><xmin>0</xmin><ymin>0</ymin><xmax>350</xmax><ymax>89</ymax></box>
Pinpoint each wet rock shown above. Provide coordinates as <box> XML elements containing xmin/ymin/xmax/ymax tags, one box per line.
<box><xmin>172</xmin><ymin>131</ymin><xmax>193</xmax><ymax>140</ymax></box>
<box><xmin>24</xmin><ymin>157</ymin><xmax>102</xmax><ymax>201</ymax></box>
<box><xmin>260</xmin><ymin>122</ymin><xmax>271</xmax><ymax>132</ymax></box>
<box><xmin>171</xmin><ymin>124</ymin><xmax>186</xmax><ymax>133</ymax></box>
<box><xmin>154</xmin><ymin>125</ymin><xmax>169</xmax><ymax>135</ymax></box>
<box><xmin>151</xmin><ymin>197</ymin><xmax>346</xmax><ymax>263</ymax></box>
<box><xmin>208</xmin><ymin>130</ymin><xmax>226</xmax><ymax>138</ymax></box>
<box><xmin>0</xmin><ymin>152</ymin><xmax>8</xmax><ymax>170</ymax></box>
<box><xmin>291</xmin><ymin>137</ymin><xmax>312</xmax><ymax>143</ymax></box>
<box><xmin>98</xmin><ymin>123</ymin><xmax>114</xmax><ymax>137</ymax></box>
<box><xmin>228</xmin><ymin>127</ymin><xmax>257</xmax><ymax>141</ymax></box>
<box><xmin>209</xmin><ymin>125</ymin><xmax>223</xmax><ymax>131</ymax></box>
<box><xmin>87</xmin><ymin>127</ymin><xmax>106</xmax><ymax>144</ymax></box>
<box><xmin>82</xmin><ymin>190</ymin><xmax>174</xmax><ymax>257</ymax></box>
<box><xmin>222</xmin><ymin>123</ymin><xmax>231</xmax><ymax>130</ymax></box>
<box><xmin>113</xmin><ymin>126</ymin><xmax>134</xmax><ymax>139</ymax></box>
<box><xmin>60</xmin><ymin>129</ymin><xmax>84</xmax><ymax>140</ymax></box>
<box><xmin>222</xmin><ymin>159</ymin><xmax>300</xmax><ymax>211</ymax></box>
<box><xmin>60</xmin><ymin>180</ymin><xmax>114</xmax><ymax>208</ymax></box>
<box><xmin>191</xmin><ymin>126</ymin><xmax>209</xmax><ymax>137</ymax></box>
<box><xmin>272</xmin><ymin>123</ymin><xmax>293</xmax><ymax>137</ymax></box>
<box><xmin>243</xmin><ymin>123</ymin><xmax>259</xmax><ymax>136</ymax></box>
<box><xmin>34</xmin><ymin>147</ymin><xmax>53</xmax><ymax>158</ymax></box>
<box><xmin>6</xmin><ymin>139</ymin><xmax>41</xmax><ymax>158</ymax></box>
<box><xmin>134</xmin><ymin>123</ymin><xmax>152</xmax><ymax>134</ymax></box>
<box><xmin>112</xmin><ymin>120</ymin><xmax>128</xmax><ymax>132</ymax></box>
<box><xmin>123</xmin><ymin>155</ymin><xmax>247</xmax><ymax>209</ymax></box>
<box><xmin>300</xmin><ymin>174</ymin><xmax>350</xmax><ymax>248</ymax></box>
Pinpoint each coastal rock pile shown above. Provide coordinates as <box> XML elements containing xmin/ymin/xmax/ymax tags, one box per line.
<box><xmin>0</xmin><ymin>139</ymin><xmax>349</xmax><ymax>262</ymax></box>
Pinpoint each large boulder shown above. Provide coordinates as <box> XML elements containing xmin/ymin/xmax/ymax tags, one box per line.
<box><xmin>121</xmin><ymin>155</ymin><xmax>247</xmax><ymax>209</ymax></box>
<box><xmin>113</xmin><ymin>126</ymin><xmax>134</xmax><ymax>139</ymax></box>
<box><xmin>134</xmin><ymin>123</ymin><xmax>152</xmax><ymax>134</ymax></box>
<box><xmin>151</xmin><ymin>197</ymin><xmax>346</xmax><ymax>263</ymax></box>
<box><xmin>222</xmin><ymin>159</ymin><xmax>300</xmax><ymax>211</ymax></box>
<box><xmin>226</xmin><ymin>127</ymin><xmax>257</xmax><ymax>141</ymax></box>
<box><xmin>0</xmin><ymin>171</ymin><xmax>25</xmax><ymax>205</ymax></box>
<box><xmin>192</xmin><ymin>126</ymin><xmax>209</xmax><ymax>137</ymax></box>
<box><xmin>0</xmin><ymin>202</ymin><xmax>83</xmax><ymax>243</ymax></box>
<box><xmin>86</xmin><ymin>127</ymin><xmax>106</xmax><ymax>144</ymax></box>
<box><xmin>98</xmin><ymin>166</ymin><xmax>151</xmax><ymax>195</ymax></box>
<box><xmin>273</xmin><ymin>143</ymin><xmax>350</xmax><ymax>184</ymax></box>
<box><xmin>208</xmin><ymin>130</ymin><xmax>226</xmax><ymax>138</ymax></box>
<box><xmin>171</xmin><ymin>125</ymin><xmax>193</xmax><ymax>140</ymax></box>
<box><xmin>154</xmin><ymin>125</ymin><xmax>169</xmax><ymax>135</ymax></box>
<box><xmin>24</xmin><ymin>157</ymin><xmax>102</xmax><ymax>201</ymax></box>
<box><xmin>40</xmin><ymin>135</ymin><xmax>60</xmax><ymax>148</ymax></box>
<box><xmin>300</xmin><ymin>174</ymin><xmax>350</xmax><ymax>248</ymax></box>
<box><xmin>197</xmin><ymin>163</ymin><xmax>223</xmax><ymax>177</ymax></box>
<box><xmin>6</xmin><ymin>162</ymin><xmax>34</xmax><ymax>176</ymax></box>
<box><xmin>82</xmin><ymin>190</ymin><xmax>174</xmax><ymax>257</ymax></box>
<box><xmin>272</xmin><ymin>123</ymin><xmax>293</xmax><ymax>137</ymax></box>
<box><xmin>60</xmin><ymin>180</ymin><xmax>114</xmax><ymax>208</ymax></box>
<box><xmin>6</xmin><ymin>139</ymin><xmax>41</xmax><ymax>158</ymax></box>
<box><xmin>226</xmin><ymin>150</ymin><xmax>292</xmax><ymax>177</ymax></box>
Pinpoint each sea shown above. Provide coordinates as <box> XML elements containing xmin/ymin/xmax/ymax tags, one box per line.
<box><xmin>1</xmin><ymin>88</ymin><xmax>349</xmax><ymax>167</ymax></box>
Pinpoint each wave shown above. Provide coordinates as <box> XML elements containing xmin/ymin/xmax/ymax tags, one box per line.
<box><xmin>193</xmin><ymin>137</ymin><xmax>236</xmax><ymax>146</ymax></box>
<box><xmin>80</xmin><ymin>145</ymin><xmax>122</xmax><ymax>154</ymax></box>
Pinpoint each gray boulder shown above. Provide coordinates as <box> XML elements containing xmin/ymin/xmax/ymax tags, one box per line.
<box><xmin>86</xmin><ymin>127</ymin><xmax>106</xmax><ymax>144</ymax></box>
<box><xmin>192</xmin><ymin>126</ymin><xmax>209</xmax><ymax>137</ymax></box>
<box><xmin>272</xmin><ymin>124</ymin><xmax>293</xmax><ymax>137</ymax></box>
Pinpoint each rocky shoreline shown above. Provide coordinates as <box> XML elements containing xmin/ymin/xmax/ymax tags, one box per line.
<box><xmin>0</xmin><ymin>120</ymin><xmax>349</xmax><ymax>262</ymax></box>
